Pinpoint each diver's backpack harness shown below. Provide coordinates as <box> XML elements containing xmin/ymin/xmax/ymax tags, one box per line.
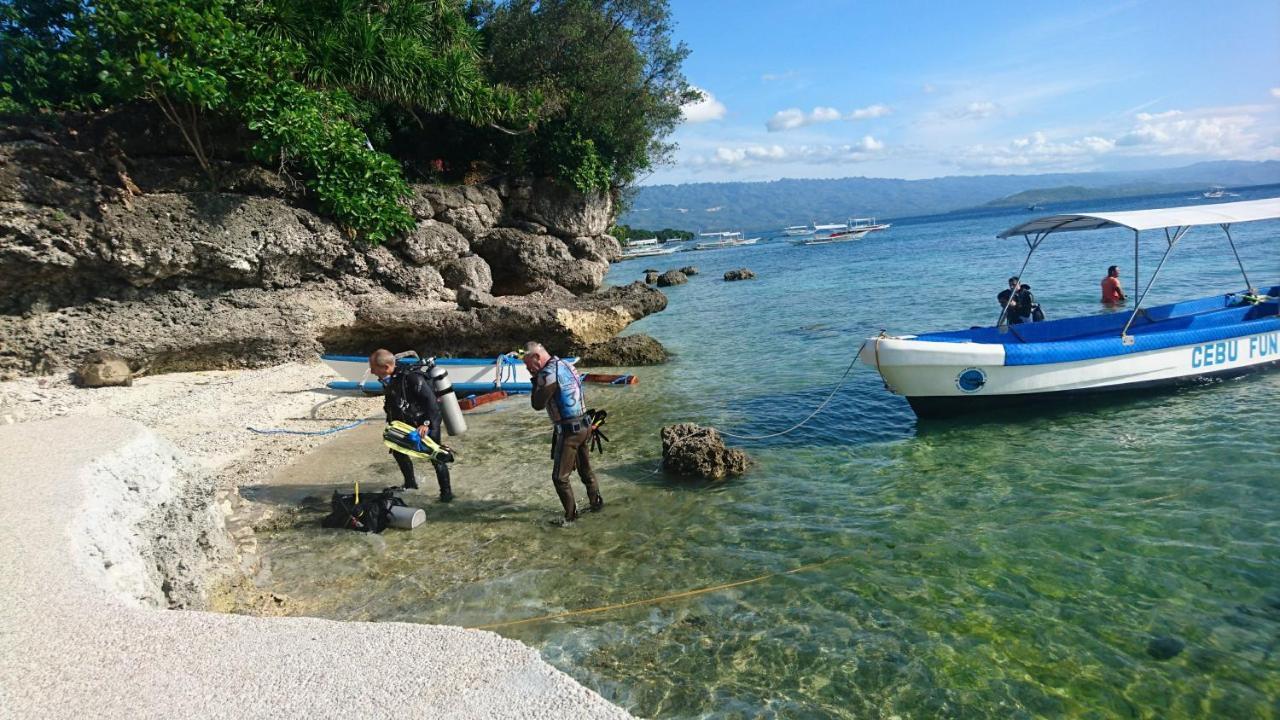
<box><xmin>321</xmin><ymin>486</ymin><xmax>406</xmax><ymax>534</ymax></box>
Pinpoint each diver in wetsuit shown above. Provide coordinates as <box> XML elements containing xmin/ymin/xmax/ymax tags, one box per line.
<box><xmin>368</xmin><ymin>349</ymin><xmax>453</xmax><ymax>502</ymax></box>
<box><xmin>524</xmin><ymin>341</ymin><xmax>603</xmax><ymax>523</ymax></box>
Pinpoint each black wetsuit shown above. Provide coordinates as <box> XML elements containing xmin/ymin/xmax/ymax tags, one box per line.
<box><xmin>997</xmin><ymin>287</ymin><xmax>1034</xmax><ymax>324</ymax></box>
<box><xmin>383</xmin><ymin>365</ymin><xmax>451</xmax><ymax>499</ymax></box>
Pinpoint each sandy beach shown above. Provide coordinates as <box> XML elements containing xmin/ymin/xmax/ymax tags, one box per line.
<box><xmin>0</xmin><ymin>363</ymin><xmax>632</xmax><ymax>719</ymax></box>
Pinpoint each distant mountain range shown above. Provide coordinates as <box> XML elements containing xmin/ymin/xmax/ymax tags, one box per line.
<box><xmin>621</xmin><ymin>161</ymin><xmax>1280</xmax><ymax>232</ymax></box>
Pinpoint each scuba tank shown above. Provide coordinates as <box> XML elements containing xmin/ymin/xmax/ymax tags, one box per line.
<box><xmin>426</xmin><ymin>359</ymin><xmax>467</xmax><ymax>436</ymax></box>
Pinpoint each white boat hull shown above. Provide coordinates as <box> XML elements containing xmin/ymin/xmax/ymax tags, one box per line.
<box><xmin>860</xmin><ymin>327</ymin><xmax>1280</xmax><ymax>416</ymax></box>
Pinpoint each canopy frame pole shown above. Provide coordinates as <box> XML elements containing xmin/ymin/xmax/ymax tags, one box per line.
<box><xmin>997</xmin><ymin>231</ymin><xmax>1045</xmax><ymax>328</ymax></box>
<box><xmin>1133</xmin><ymin>229</ymin><xmax>1139</xmax><ymax>304</ymax></box>
<box><xmin>1121</xmin><ymin>226</ymin><xmax>1190</xmax><ymax>343</ymax></box>
<box><xmin>1220</xmin><ymin>223</ymin><xmax>1253</xmax><ymax>293</ymax></box>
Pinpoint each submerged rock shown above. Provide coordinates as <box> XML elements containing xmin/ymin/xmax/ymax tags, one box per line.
<box><xmin>1146</xmin><ymin>636</ymin><xmax>1185</xmax><ymax>661</ymax></box>
<box><xmin>680</xmin><ymin>266</ymin><xmax>699</xmax><ymax>276</ymax></box>
<box><xmin>724</xmin><ymin>268</ymin><xmax>756</xmax><ymax>281</ymax></box>
<box><xmin>661</xmin><ymin>423</ymin><xmax>750</xmax><ymax>480</ymax></box>
<box><xmin>577</xmin><ymin>334</ymin><xmax>669</xmax><ymax>366</ymax></box>
<box><xmin>644</xmin><ymin>271</ymin><xmax>659</xmax><ymax>285</ymax></box>
<box><xmin>656</xmin><ymin>270</ymin><xmax>688</xmax><ymax>287</ymax></box>
<box><xmin>77</xmin><ymin>350</ymin><xmax>133</xmax><ymax>388</ymax></box>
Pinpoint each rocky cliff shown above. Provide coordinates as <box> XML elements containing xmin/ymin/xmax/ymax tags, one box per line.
<box><xmin>0</xmin><ymin>111</ymin><xmax>665</xmax><ymax>378</ymax></box>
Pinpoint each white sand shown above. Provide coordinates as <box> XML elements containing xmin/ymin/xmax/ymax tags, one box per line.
<box><xmin>0</xmin><ymin>365</ymin><xmax>632</xmax><ymax>719</ymax></box>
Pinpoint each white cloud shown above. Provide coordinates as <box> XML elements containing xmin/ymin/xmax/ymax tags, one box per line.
<box><xmin>921</xmin><ymin>83</ymin><xmax>936</xmax><ymax>94</ymax></box>
<box><xmin>848</xmin><ymin>104</ymin><xmax>892</xmax><ymax>120</ymax></box>
<box><xmin>1116</xmin><ymin>109</ymin><xmax>1259</xmax><ymax>155</ymax></box>
<box><xmin>953</xmin><ymin>101</ymin><xmax>1001</xmax><ymax>120</ymax></box>
<box><xmin>956</xmin><ymin>131</ymin><xmax>1115</xmax><ymax>169</ymax></box>
<box><xmin>1271</xmin><ymin>87</ymin><xmax>1280</xmax><ymax>99</ymax></box>
<box><xmin>766</xmin><ymin>106</ymin><xmax>841</xmax><ymax>132</ymax></box>
<box><xmin>697</xmin><ymin>140</ymin><xmax>885</xmax><ymax>168</ymax></box>
<box><xmin>682</xmin><ymin>87</ymin><xmax>726</xmax><ymax>123</ymax></box>
<box><xmin>761</xmin><ymin>71</ymin><xmax>798</xmax><ymax>83</ymax></box>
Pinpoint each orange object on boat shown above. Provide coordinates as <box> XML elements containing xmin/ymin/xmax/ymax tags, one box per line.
<box><xmin>459</xmin><ymin>390</ymin><xmax>508</xmax><ymax>410</ymax></box>
<box><xmin>581</xmin><ymin>373</ymin><xmax>639</xmax><ymax>385</ymax></box>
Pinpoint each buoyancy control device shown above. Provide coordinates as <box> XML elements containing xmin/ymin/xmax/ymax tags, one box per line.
<box><xmin>321</xmin><ymin>486</ymin><xmax>405</xmax><ymax>534</ymax></box>
<box><xmin>383</xmin><ymin>420</ymin><xmax>457</xmax><ymax>463</ymax></box>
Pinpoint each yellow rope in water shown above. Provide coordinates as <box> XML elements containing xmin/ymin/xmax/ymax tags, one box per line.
<box><xmin>468</xmin><ymin>556</ymin><xmax>846</xmax><ymax>631</ymax></box>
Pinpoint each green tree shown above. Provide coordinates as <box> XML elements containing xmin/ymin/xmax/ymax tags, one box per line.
<box><xmin>479</xmin><ymin>0</ymin><xmax>697</xmax><ymax>191</ymax></box>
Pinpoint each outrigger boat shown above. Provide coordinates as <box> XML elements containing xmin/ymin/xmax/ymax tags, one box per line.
<box><xmin>619</xmin><ymin>237</ymin><xmax>682</xmax><ymax>260</ymax></box>
<box><xmin>693</xmin><ymin>231</ymin><xmax>761</xmax><ymax>251</ymax></box>
<box><xmin>849</xmin><ymin>217</ymin><xmax>892</xmax><ymax>233</ymax></box>
<box><xmin>322</xmin><ymin>353</ymin><xmax>578</xmax><ymax>394</ymax></box>
<box><xmin>860</xmin><ymin>198</ymin><xmax>1280</xmax><ymax>417</ymax></box>
<box><xmin>782</xmin><ymin>225</ymin><xmax>814</xmax><ymax>236</ymax></box>
<box><xmin>792</xmin><ymin>227</ymin><xmax>871</xmax><ymax>245</ymax></box>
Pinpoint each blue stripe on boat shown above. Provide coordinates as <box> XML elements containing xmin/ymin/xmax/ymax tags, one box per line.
<box><xmin>912</xmin><ymin>287</ymin><xmax>1280</xmax><ymax>366</ymax></box>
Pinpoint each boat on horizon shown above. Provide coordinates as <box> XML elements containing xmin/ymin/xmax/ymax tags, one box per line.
<box><xmin>619</xmin><ymin>237</ymin><xmax>682</xmax><ymax>260</ymax></box>
<box><xmin>860</xmin><ymin>197</ymin><xmax>1280</xmax><ymax>417</ymax></box>
<box><xmin>849</xmin><ymin>217</ymin><xmax>892</xmax><ymax>232</ymax></box>
<box><xmin>792</xmin><ymin>227</ymin><xmax>871</xmax><ymax>245</ymax></box>
<box><xmin>782</xmin><ymin>225</ymin><xmax>813</xmax><ymax>236</ymax></box>
<box><xmin>692</xmin><ymin>231</ymin><xmax>761</xmax><ymax>250</ymax></box>
<box><xmin>322</xmin><ymin>353</ymin><xmax>578</xmax><ymax>394</ymax></box>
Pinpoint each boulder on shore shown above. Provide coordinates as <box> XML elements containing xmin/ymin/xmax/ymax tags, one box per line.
<box><xmin>577</xmin><ymin>334</ymin><xmax>669</xmax><ymax>366</ymax></box>
<box><xmin>77</xmin><ymin>350</ymin><xmax>133</xmax><ymax>388</ymax></box>
<box><xmin>660</xmin><ymin>423</ymin><xmax>750</xmax><ymax>480</ymax></box>
<box><xmin>724</xmin><ymin>268</ymin><xmax>756</xmax><ymax>281</ymax></box>
<box><xmin>656</xmin><ymin>270</ymin><xmax>688</xmax><ymax>287</ymax></box>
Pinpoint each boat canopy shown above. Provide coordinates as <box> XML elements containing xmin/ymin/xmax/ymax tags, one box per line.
<box><xmin>996</xmin><ymin>197</ymin><xmax>1280</xmax><ymax>238</ymax></box>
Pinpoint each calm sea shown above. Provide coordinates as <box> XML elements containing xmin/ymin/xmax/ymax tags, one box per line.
<box><xmin>256</xmin><ymin>186</ymin><xmax>1280</xmax><ymax>719</ymax></box>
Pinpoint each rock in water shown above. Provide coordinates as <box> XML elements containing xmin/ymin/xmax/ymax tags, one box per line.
<box><xmin>77</xmin><ymin>350</ymin><xmax>132</xmax><ymax>387</ymax></box>
<box><xmin>680</xmin><ymin>266</ymin><xmax>700</xmax><ymax>276</ymax></box>
<box><xmin>1146</xmin><ymin>636</ymin><xmax>1184</xmax><ymax>661</ymax></box>
<box><xmin>724</xmin><ymin>268</ymin><xmax>756</xmax><ymax>281</ymax></box>
<box><xmin>577</xmin><ymin>334</ymin><xmax>669</xmax><ymax>366</ymax></box>
<box><xmin>644</xmin><ymin>271</ymin><xmax>659</xmax><ymax>285</ymax></box>
<box><xmin>656</xmin><ymin>270</ymin><xmax>688</xmax><ymax>287</ymax></box>
<box><xmin>661</xmin><ymin>423</ymin><xmax>750</xmax><ymax>480</ymax></box>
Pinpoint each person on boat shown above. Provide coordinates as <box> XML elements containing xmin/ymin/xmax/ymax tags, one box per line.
<box><xmin>523</xmin><ymin>341</ymin><xmax>603</xmax><ymax>523</ymax></box>
<box><xmin>369</xmin><ymin>349</ymin><xmax>453</xmax><ymax>502</ymax></box>
<box><xmin>1101</xmin><ymin>265</ymin><xmax>1127</xmax><ymax>305</ymax></box>
<box><xmin>997</xmin><ymin>276</ymin><xmax>1033</xmax><ymax>324</ymax></box>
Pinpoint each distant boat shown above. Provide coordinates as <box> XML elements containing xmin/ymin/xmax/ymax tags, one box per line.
<box><xmin>849</xmin><ymin>217</ymin><xmax>892</xmax><ymax>232</ymax></box>
<box><xmin>619</xmin><ymin>237</ymin><xmax>682</xmax><ymax>260</ymax></box>
<box><xmin>1026</xmin><ymin>203</ymin><xmax>1042</xmax><ymax>211</ymax></box>
<box><xmin>792</xmin><ymin>227</ymin><xmax>870</xmax><ymax>245</ymax></box>
<box><xmin>1202</xmin><ymin>186</ymin><xmax>1237</xmax><ymax>199</ymax></box>
<box><xmin>782</xmin><ymin>225</ymin><xmax>813</xmax><ymax>236</ymax></box>
<box><xmin>692</xmin><ymin>231</ymin><xmax>761</xmax><ymax>250</ymax></box>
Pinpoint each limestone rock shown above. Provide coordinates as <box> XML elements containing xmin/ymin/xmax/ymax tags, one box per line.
<box><xmin>472</xmin><ymin>227</ymin><xmax>606</xmax><ymax>295</ymax></box>
<box><xmin>656</xmin><ymin>270</ymin><xmax>687</xmax><ymax>287</ymax></box>
<box><xmin>507</xmin><ymin>177</ymin><xmax>611</xmax><ymax>238</ymax></box>
<box><xmin>440</xmin><ymin>203</ymin><xmax>498</xmax><ymax>241</ymax></box>
<box><xmin>724</xmin><ymin>268</ymin><xmax>756</xmax><ymax>281</ymax></box>
<box><xmin>564</xmin><ymin>234</ymin><xmax>623</xmax><ymax>264</ymax></box>
<box><xmin>456</xmin><ymin>285</ymin><xmax>499</xmax><ymax>309</ymax></box>
<box><xmin>363</xmin><ymin>246</ymin><xmax>447</xmax><ymax>298</ymax></box>
<box><xmin>680</xmin><ymin>266</ymin><xmax>699</xmax><ymax>276</ymax></box>
<box><xmin>439</xmin><ymin>255</ymin><xmax>494</xmax><ymax>293</ymax></box>
<box><xmin>510</xmin><ymin>220</ymin><xmax>547</xmax><ymax>235</ymax></box>
<box><xmin>398</xmin><ymin>220</ymin><xmax>468</xmax><ymax>265</ymax></box>
<box><xmin>644</xmin><ymin>271</ymin><xmax>659</xmax><ymax>285</ymax></box>
<box><xmin>660</xmin><ymin>423</ymin><xmax>750</xmax><ymax>480</ymax></box>
<box><xmin>577</xmin><ymin>334</ymin><xmax>669</xmax><ymax>366</ymax></box>
<box><xmin>77</xmin><ymin>350</ymin><xmax>133</xmax><ymax>387</ymax></box>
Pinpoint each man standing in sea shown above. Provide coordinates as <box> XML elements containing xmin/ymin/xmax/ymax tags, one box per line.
<box><xmin>1101</xmin><ymin>265</ymin><xmax>1127</xmax><ymax>305</ymax></box>
<box><xmin>523</xmin><ymin>341</ymin><xmax>603</xmax><ymax>523</ymax></box>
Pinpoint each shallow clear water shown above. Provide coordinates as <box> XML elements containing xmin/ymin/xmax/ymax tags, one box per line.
<box><xmin>253</xmin><ymin>188</ymin><xmax>1280</xmax><ymax>718</ymax></box>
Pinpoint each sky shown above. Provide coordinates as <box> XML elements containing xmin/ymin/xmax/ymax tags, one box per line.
<box><xmin>653</xmin><ymin>0</ymin><xmax>1280</xmax><ymax>185</ymax></box>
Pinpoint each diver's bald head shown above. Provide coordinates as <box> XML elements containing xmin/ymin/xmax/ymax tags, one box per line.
<box><xmin>369</xmin><ymin>349</ymin><xmax>396</xmax><ymax>378</ymax></box>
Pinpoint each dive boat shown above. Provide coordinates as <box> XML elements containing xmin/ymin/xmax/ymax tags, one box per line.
<box><xmin>693</xmin><ymin>231</ymin><xmax>761</xmax><ymax>250</ymax></box>
<box><xmin>620</xmin><ymin>237</ymin><xmax>681</xmax><ymax>260</ymax></box>
<box><xmin>860</xmin><ymin>198</ymin><xmax>1280</xmax><ymax>417</ymax></box>
<box><xmin>322</xmin><ymin>353</ymin><xmax>578</xmax><ymax>394</ymax></box>
<box><xmin>782</xmin><ymin>225</ymin><xmax>814</xmax><ymax>236</ymax></box>
<box><xmin>793</xmin><ymin>227</ymin><xmax>871</xmax><ymax>245</ymax></box>
<box><xmin>849</xmin><ymin>217</ymin><xmax>892</xmax><ymax>232</ymax></box>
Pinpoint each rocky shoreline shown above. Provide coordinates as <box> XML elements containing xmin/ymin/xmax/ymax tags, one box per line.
<box><xmin>0</xmin><ymin>111</ymin><xmax>666</xmax><ymax>379</ymax></box>
<box><xmin>0</xmin><ymin>363</ymin><xmax>634</xmax><ymax>717</ymax></box>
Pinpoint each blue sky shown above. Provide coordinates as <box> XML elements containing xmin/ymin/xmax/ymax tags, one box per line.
<box><xmin>654</xmin><ymin>0</ymin><xmax>1280</xmax><ymax>184</ymax></box>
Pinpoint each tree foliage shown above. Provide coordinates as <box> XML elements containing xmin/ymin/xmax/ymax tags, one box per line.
<box><xmin>0</xmin><ymin>0</ymin><xmax>694</xmax><ymax>240</ymax></box>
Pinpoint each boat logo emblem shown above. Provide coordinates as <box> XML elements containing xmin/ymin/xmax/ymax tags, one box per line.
<box><xmin>956</xmin><ymin>367</ymin><xmax>987</xmax><ymax>393</ymax></box>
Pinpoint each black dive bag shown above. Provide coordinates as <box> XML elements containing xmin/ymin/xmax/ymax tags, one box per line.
<box><xmin>321</xmin><ymin>488</ymin><xmax>405</xmax><ymax>534</ymax></box>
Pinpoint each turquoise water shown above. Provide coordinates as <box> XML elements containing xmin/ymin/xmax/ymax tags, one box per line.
<box><xmin>254</xmin><ymin>188</ymin><xmax>1280</xmax><ymax>718</ymax></box>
